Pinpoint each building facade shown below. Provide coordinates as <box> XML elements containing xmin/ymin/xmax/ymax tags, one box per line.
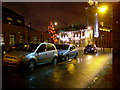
<box><xmin>1</xmin><ymin>7</ymin><xmax>51</xmax><ymax>49</ymax></box>
<box><xmin>94</xmin><ymin>27</ymin><xmax>112</xmax><ymax>48</ymax></box>
<box><xmin>57</xmin><ymin>26</ymin><xmax>112</xmax><ymax>48</ymax></box>
<box><xmin>58</xmin><ymin>28</ymin><xmax>93</xmax><ymax>47</ymax></box>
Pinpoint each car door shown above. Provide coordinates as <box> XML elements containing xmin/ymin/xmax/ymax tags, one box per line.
<box><xmin>35</xmin><ymin>44</ymin><xmax>47</xmax><ymax>64</ymax></box>
<box><xmin>46</xmin><ymin>44</ymin><xmax>56</xmax><ymax>62</ymax></box>
<box><xmin>69</xmin><ymin>45</ymin><xmax>77</xmax><ymax>58</ymax></box>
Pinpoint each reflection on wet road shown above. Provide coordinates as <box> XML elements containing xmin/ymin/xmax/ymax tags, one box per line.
<box><xmin>2</xmin><ymin>51</ymin><xmax>112</xmax><ymax>88</ymax></box>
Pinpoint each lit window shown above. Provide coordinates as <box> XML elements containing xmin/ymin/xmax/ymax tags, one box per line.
<box><xmin>9</xmin><ymin>34</ymin><xmax>15</xmax><ymax>46</ymax></box>
<box><xmin>20</xmin><ymin>35</ymin><xmax>25</xmax><ymax>43</ymax></box>
<box><xmin>34</xmin><ymin>37</ymin><xmax>38</xmax><ymax>42</ymax></box>
<box><xmin>7</xmin><ymin>17</ymin><xmax>12</xmax><ymax>21</ymax></box>
<box><xmin>0</xmin><ymin>34</ymin><xmax>5</xmax><ymax>45</ymax></box>
<box><xmin>17</xmin><ymin>20</ymin><xmax>22</xmax><ymax>24</ymax></box>
<box><xmin>8</xmin><ymin>22</ymin><xmax>11</xmax><ymax>25</ymax></box>
<box><xmin>7</xmin><ymin>17</ymin><xmax>12</xmax><ymax>24</ymax></box>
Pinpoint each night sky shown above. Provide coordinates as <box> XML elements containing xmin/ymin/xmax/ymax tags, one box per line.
<box><xmin>2</xmin><ymin>2</ymin><xmax>88</xmax><ymax>31</ymax></box>
<box><xmin>2</xmin><ymin>2</ymin><xmax>113</xmax><ymax>31</ymax></box>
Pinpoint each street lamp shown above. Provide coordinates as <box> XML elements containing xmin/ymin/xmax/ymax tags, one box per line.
<box><xmin>87</xmin><ymin>26</ymin><xmax>91</xmax><ymax>30</ymax></box>
<box><xmin>87</xmin><ymin>0</ymin><xmax>108</xmax><ymax>49</ymax></box>
<box><xmin>98</xmin><ymin>5</ymin><xmax>108</xmax><ymax>27</ymax></box>
<box><xmin>54</xmin><ymin>22</ymin><xmax>58</xmax><ymax>26</ymax></box>
<box><xmin>99</xmin><ymin>5</ymin><xmax>108</xmax><ymax>14</ymax></box>
<box><xmin>98</xmin><ymin>6</ymin><xmax>108</xmax><ymax>51</ymax></box>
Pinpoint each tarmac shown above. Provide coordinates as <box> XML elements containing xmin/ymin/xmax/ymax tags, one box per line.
<box><xmin>77</xmin><ymin>47</ymin><xmax>112</xmax><ymax>88</ymax></box>
<box><xmin>2</xmin><ymin>47</ymin><xmax>113</xmax><ymax>89</ymax></box>
<box><xmin>87</xmin><ymin>48</ymin><xmax>112</xmax><ymax>88</ymax></box>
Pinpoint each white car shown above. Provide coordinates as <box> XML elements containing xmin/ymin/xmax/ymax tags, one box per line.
<box><xmin>3</xmin><ymin>43</ymin><xmax>58</xmax><ymax>70</ymax></box>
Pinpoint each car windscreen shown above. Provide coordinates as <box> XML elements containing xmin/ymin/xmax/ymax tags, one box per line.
<box><xmin>55</xmin><ymin>45</ymin><xmax>69</xmax><ymax>50</ymax></box>
<box><xmin>87</xmin><ymin>45</ymin><xmax>93</xmax><ymax>47</ymax></box>
<box><xmin>87</xmin><ymin>45</ymin><xmax>94</xmax><ymax>48</ymax></box>
<box><xmin>13</xmin><ymin>43</ymin><xmax>23</xmax><ymax>47</ymax></box>
<box><xmin>16</xmin><ymin>43</ymin><xmax>39</xmax><ymax>52</ymax></box>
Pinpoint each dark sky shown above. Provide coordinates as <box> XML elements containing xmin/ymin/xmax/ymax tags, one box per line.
<box><xmin>2</xmin><ymin>2</ymin><xmax>88</xmax><ymax>31</ymax></box>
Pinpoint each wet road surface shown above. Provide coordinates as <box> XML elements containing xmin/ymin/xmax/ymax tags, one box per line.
<box><xmin>2</xmin><ymin>50</ymin><xmax>112</xmax><ymax>88</ymax></box>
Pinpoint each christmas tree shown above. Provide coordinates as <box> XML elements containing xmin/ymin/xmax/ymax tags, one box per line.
<box><xmin>48</xmin><ymin>22</ymin><xmax>58</xmax><ymax>43</ymax></box>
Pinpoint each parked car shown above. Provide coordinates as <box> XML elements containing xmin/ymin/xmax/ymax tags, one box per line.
<box><xmin>1</xmin><ymin>45</ymin><xmax>8</xmax><ymax>58</ymax></box>
<box><xmin>9</xmin><ymin>43</ymin><xmax>24</xmax><ymax>51</ymax></box>
<box><xmin>3</xmin><ymin>42</ymin><xmax>58</xmax><ymax>70</ymax></box>
<box><xmin>84</xmin><ymin>44</ymin><xmax>97</xmax><ymax>53</ymax></box>
<box><xmin>55</xmin><ymin>44</ymin><xmax>78</xmax><ymax>61</ymax></box>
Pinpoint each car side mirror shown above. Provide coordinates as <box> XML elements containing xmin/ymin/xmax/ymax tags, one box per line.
<box><xmin>70</xmin><ymin>48</ymin><xmax>72</xmax><ymax>51</ymax></box>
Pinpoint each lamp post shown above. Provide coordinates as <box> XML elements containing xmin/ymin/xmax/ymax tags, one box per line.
<box><xmin>101</xmin><ymin>34</ymin><xmax>104</xmax><ymax>51</ymax></box>
<box><xmin>99</xmin><ymin>6</ymin><xmax>108</xmax><ymax>51</ymax></box>
<box><xmin>87</xmin><ymin>0</ymin><xmax>99</xmax><ymax>43</ymax></box>
<box><xmin>98</xmin><ymin>5</ymin><xmax>108</xmax><ymax>27</ymax></box>
<box><xmin>88</xmin><ymin>0</ymin><xmax>108</xmax><ymax>50</ymax></box>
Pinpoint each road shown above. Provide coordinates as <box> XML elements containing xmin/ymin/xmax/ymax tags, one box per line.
<box><xmin>2</xmin><ymin>48</ymin><xmax>112</xmax><ymax>88</ymax></box>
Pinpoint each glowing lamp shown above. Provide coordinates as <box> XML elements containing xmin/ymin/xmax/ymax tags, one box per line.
<box><xmin>99</xmin><ymin>6</ymin><xmax>108</xmax><ymax>14</ymax></box>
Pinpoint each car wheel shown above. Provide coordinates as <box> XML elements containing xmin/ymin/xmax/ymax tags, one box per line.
<box><xmin>84</xmin><ymin>50</ymin><xmax>87</xmax><ymax>54</ymax></box>
<box><xmin>64</xmin><ymin>55</ymin><xmax>69</xmax><ymax>61</ymax></box>
<box><xmin>52</xmin><ymin>57</ymin><xmax>57</xmax><ymax>65</ymax></box>
<box><xmin>28</xmin><ymin>60</ymin><xmax>36</xmax><ymax>71</ymax></box>
<box><xmin>74</xmin><ymin>54</ymin><xmax>78</xmax><ymax>59</ymax></box>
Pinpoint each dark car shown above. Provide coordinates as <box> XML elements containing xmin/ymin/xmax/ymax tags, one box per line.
<box><xmin>55</xmin><ymin>44</ymin><xmax>78</xmax><ymax>61</ymax></box>
<box><xmin>1</xmin><ymin>45</ymin><xmax>8</xmax><ymax>57</ymax></box>
<box><xmin>84</xmin><ymin>44</ymin><xmax>97</xmax><ymax>53</ymax></box>
<box><xmin>9</xmin><ymin>43</ymin><xmax>24</xmax><ymax>51</ymax></box>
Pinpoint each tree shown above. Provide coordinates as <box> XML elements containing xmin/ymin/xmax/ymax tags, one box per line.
<box><xmin>48</xmin><ymin>22</ymin><xmax>58</xmax><ymax>43</ymax></box>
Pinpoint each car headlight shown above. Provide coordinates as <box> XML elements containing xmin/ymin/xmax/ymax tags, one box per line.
<box><xmin>91</xmin><ymin>48</ymin><xmax>94</xmax><ymax>50</ymax></box>
<box><xmin>3</xmin><ymin>51</ymin><xmax>6</xmax><ymax>54</ymax></box>
<box><xmin>60</xmin><ymin>53</ymin><xmax>63</xmax><ymax>55</ymax></box>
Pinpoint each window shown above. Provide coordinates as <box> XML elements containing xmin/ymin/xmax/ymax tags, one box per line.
<box><xmin>7</xmin><ymin>17</ymin><xmax>12</xmax><ymax>24</ymax></box>
<box><xmin>107</xmin><ymin>41</ymin><xmax>108</xmax><ymax>45</ymax></box>
<box><xmin>9</xmin><ymin>34</ymin><xmax>15</xmax><ymax>46</ymax></box>
<box><xmin>55</xmin><ymin>44</ymin><xmax>69</xmax><ymax>50</ymax></box>
<box><xmin>17</xmin><ymin>20</ymin><xmax>22</xmax><ymax>24</ymax></box>
<box><xmin>20</xmin><ymin>35</ymin><xmax>25</xmax><ymax>43</ymax></box>
<box><xmin>40</xmin><ymin>33</ymin><xmax>43</xmax><ymax>38</ymax></box>
<box><xmin>95</xmin><ymin>40</ymin><xmax>97</xmax><ymax>45</ymax></box>
<box><xmin>16</xmin><ymin>43</ymin><xmax>39</xmax><ymax>52</ymax></box>
<box><xmin>90</xmin><ymin>34</ymin><xmax>91</xmax><ymax>39</ymax></box>
<box><xmin>77</xmin><ymin>34</ymin><xmax>79</xmax><ymax>37</ymax></box>
<box><xmin>7</xmin><ymin>17</ymin><xmax>12</xmax><ymax>21</ymax></box>
<box><xmin>37</xmin><ymin>44</ymin><xmax>46</xmax><ymax>52</ymax></box>
<box><xmin>0</xmin><ymin>34</ymin><xmax>5</xmax><ymax>45</ymax></box>
<box><xmin>47</xmin><ymin>44</ymin><xmax>55</xmax><ymax>51</ymax></box>
<box><xmin>70</xmin><ymin>45</ymin><xmax>76</xmax><ymax>50</ymax></box>
<box><xmin>34</xmin><ymin>37</ymin><xmax>38</xmax><ymax>42</ymax></box>
<box><xmin>82</xmin><ymin>31</ymin><xmax>85</xmax><ymax>36</ymax></box>
<box><xmin>99</xmin><ymin>41</ymin><xmax>100</xmax><ymax>45</ymax></box>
